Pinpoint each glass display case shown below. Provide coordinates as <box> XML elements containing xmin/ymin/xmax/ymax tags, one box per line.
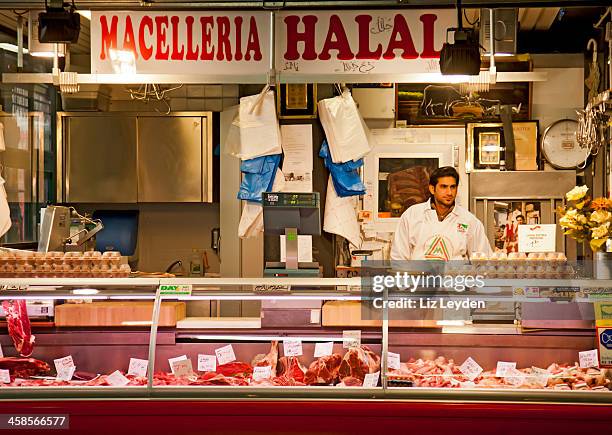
<box><xmin>0</xmin><ymin>277</ymin><xmax>610</xmax><ymax>404</ymax></box>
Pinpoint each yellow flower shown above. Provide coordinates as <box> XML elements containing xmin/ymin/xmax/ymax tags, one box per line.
<box><xmin>591</xmin><ymin>210</ymin><xmax>612</xmax><ymax>224</ymax></box>
<box><xmin>566</xmin><ymin>185</ymin><xmax>589</xmax><ymax>201</ymax></box>
<box><xmin>591</xmin><ymin>222</ymin><xmax>610</xmax><ymax>239</ymax></box>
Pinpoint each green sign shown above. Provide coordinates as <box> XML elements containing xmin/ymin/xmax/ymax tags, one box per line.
<box><xmin>159</xmin><ymin>285</ymin><xmax>192</xmax><ymax>296</ymax></box>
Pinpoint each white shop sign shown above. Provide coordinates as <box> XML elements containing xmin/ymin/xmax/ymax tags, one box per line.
<box><xmin>518</xmin><ymin>224</ymin><xmax>556</xmax><ymax>253</ymax></box>
<box><xmin>275</xmin><ymin>10</ymin><xmax>454</xmax><ymax>77</ymax></box>
<box><xmin>91</xmin><ymin>11</ymin><xmax>271</xmax><ymax>75</ymax></box>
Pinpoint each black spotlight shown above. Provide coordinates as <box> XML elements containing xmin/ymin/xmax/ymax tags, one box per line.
<box><xmin>439</xmin><ymin>0</ymin><xmax>481</xmax><ymax>75</ymax></box>
<box><xmin>38</xmin><ymin>0</ymin><xmax>81</xmax><ymax>44</ymax></box>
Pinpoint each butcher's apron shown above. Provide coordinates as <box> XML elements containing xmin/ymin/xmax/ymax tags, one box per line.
<box><xmin>409</xmin><ymin>213</ymin><xmax>470</xmax><ymax>261</ymax></box>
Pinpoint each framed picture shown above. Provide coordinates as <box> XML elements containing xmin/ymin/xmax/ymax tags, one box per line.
<box><xmin>277</xmin><ymin>84</ymin><xmax>317</xmax><ymax>119</ymax></box>
<box><xmin>478</xmin><ymin>132</ymin><xmax>501</xmax><ymax>165</ymax></box>
<box><xmin>467</xmin><ymin>121</ymin><xmax>539</xmax><ymax>172</ymax></box>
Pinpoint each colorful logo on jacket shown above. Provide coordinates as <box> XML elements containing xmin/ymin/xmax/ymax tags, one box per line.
<box><xmin>424</xmin><ymin>235</ymin><xmax>451</xmax><ymax>261</ymax></box>
<box><xmin>457</xmin><ymin>223</ymin><xmax>468</xmax><ymax>233</ymax></box>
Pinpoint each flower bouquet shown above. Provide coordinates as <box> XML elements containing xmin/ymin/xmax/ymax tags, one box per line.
<box><xmin>558</xmin><ymin>185</ymin><xmax>612</xmax><ymax>251</ymax></box>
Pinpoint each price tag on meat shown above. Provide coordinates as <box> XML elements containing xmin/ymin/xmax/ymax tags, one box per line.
<box><xmin>387</xmin><ymin>352</ymin><xmax>401</xmax><ymax>370</ymax></box>
<box><xmin>530</xmin><ymin>367</ymin><xmax>551</xmax><ymax>387</ymax></box>
<box><xmin>54</xmin><ymin>355</ymin><xmax>75</xmax><ymax>373</ymax></box>
<box><xmin>172</xmin><ymin>359</ymin><xmax>194</xmax><ymax>378</ymax></box>
<box><xmin>363</xmin><ymin>371</ymin><xmax>380</xmax><ymax>388</ymax></box>
<box><xmin>459</xmin><ymin>357</ymin><xmax>483</xmax><ymax>381</ymax></box>
<box><xmin>56</xmin><ymin>366</ymin><xmax>76</xmax><ymax>381</ymax></box>
<box><xmin>579</xmin><ymin>349</ymin><xmax>600</xmax><ymax>368</ymax></box>
<box><xmin>496</xmin><ymin>361</ymin><xmax>517</xmax><ymax>377</ymax></box>
<box><xmin>505</xmin><ymin>368</ymin><xmax>525</xmax><ymax>387</ymax></box>
<box><xmin>198</xmin><ymin>354</ymin><xmax>216</xmax><ymax>372</ymax></box>
<box><xmin>0</xmin><ymin>344</ymin><xmax>3</xmax><ymax>358</ymax></box>
<box><xmin>283</xmin><ymin>339</ymin><xmax>303</xmax><ymax>357</ymax></box>
<box><xmin>252</xmin><ymin>365</ymin><xmax>272</xmax><ymax>381</ymax></box>
<box><xmin>106</xmin><ymin>370</ymin><xmax>130</xmax><ymax>386</ymax></box>
<box><xmin>343</xmin><ymin>330</ymin><xmax>361</xmax><ymax>348</ymax></box>
<box><xmin>127</xmin><ymin>358</ymin><xmax>148</xmax><ymax>377</ymax></box>
<box><xmin>314</xmin><ymin>342</ymin><xmax>334</xmax><ymax>358</ymax></box>
<box><xmin>168</xmin><ymin>355</ymin><xmax>188</xmax><ymax>374</ymax></box>
<box><xmin>215</xmin><ymin>345</ymin><xmax>236</xmax><ymax>365</ymax></box>
<box><xmin>0</xmin><ymin>369</ymin><xmax>9</xmax><ymax>384</ymax></box>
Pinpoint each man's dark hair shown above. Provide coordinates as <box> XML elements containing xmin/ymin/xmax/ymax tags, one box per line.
<box><xmin>429</xmin><ymin>166</ymin><xmax>460</xmax><ymax>187</ymax></box>
<box><xmin>516</xmin><ymin>214</ymin><xmax>525</xmax><ymax>221</ymax></box>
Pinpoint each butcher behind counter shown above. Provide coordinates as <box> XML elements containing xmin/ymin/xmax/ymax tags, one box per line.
<box><xmin>390</xmin><ymin>166</ymin><xmax>493</xmax><ymax>262</ymax></box>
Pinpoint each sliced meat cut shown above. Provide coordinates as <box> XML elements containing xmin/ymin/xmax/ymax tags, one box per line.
<box><xmin>276</xmin><ymin>356</ymin><xmax>306</xmax><ymax>383</ymax></box>
<box><xmin>251</xmin><ymin>341</ymin><xmax>278</xmax><ymax>377</ymax></box>
<box><xmin>2</xmin><ymin>299</ymin><xmax>35</xmax><ymax>357</ymax></box>
<box><xmin>338</xmin><ymin>346</ymin><xmax>381</xmax><ymax>381</ymax></box>
<box><xmin>0</xmin><ymin>357</ymin><xmax>49</xmax><ymax>378</ymax></box>
<box><xmin>304</xmin><ymin>353</ymin><xmax>343</xmax><ymax>385</ymax></box>
<box><xmin>216</xmin><ymin>361</ymin><xmax>253</xmax><ymax>378</ymax></box>
<box><xmin>338</xmin><ymin>376</ymin><xmax>363</xmax><ymax>387</ymax></box>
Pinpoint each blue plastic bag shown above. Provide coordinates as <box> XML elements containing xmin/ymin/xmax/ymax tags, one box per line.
<box><xmin>237</xmin><ymin>154</ymin><xmax>282</xmax><ymax>202</ymax></box>
<box><xmin>319</xmin><ymin>140</ymin><xmax>366</xmax><ymax>197</ymax></box>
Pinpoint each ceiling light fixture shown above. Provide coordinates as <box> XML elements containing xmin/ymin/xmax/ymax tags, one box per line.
<box><xmin>439</xmin><ymin>0</ymin><xmax>481</xmax><ymax>76</ymax></box>
<box><xmin>38</xmin><ymin>0</ymin><xmax>81</xmax><ymax>43</ymax></box>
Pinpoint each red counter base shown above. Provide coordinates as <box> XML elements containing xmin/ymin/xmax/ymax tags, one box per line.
<box><xmin>2</xmin><ymin>400</ymin><xmax>611</xmax><ymax>434</ymax></box>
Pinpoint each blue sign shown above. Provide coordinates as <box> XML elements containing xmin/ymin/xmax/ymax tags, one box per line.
<box><xmin>601</xmin><ymin>329</ymin><xmax>612</xmax><ymax>350</ymax></box>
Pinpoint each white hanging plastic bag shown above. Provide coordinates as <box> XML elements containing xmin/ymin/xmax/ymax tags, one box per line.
<box><xmin>237</xmin><ymin>91</ymin><xmax>282</xmax><ymax>160</ymax></box>
<box><xmin>0</xmin><ymin>175</ymin><xmax>11</xmax><ymax>238</ymax></box>
<box><xmin>318</xmin><ymin>90</ymin><xmax>371</xmax><ymax>164</ymax></box>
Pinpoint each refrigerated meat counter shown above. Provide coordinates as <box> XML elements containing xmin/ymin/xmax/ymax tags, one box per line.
<box><xmin>0</xmin><ymin>277</ymin><xmax>610</xmax><ymax>434</ymax></box>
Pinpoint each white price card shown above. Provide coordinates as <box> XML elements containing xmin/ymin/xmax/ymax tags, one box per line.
<box><xmin>283</xmin><ymin>339</ymin><xmax>303</xmax><ymax>357</ymax></box>
<box><xmin>252</xmin><ymin>365</ymin><xmax>272</xmax><ymax>381</ymax></box>
<box><xmin>0</xmin><ymin>369</ymin><xmax>9</xmax><ymax>384</ymax></box>
<box><xmin>387</xmin><ymin>352</ymin><xmax>401</xmax><ymax>370</ymax></box>
<box><xmin>363</xmin><ymin>371</ymin><xmax>380</xmax><ymax>388</ymax></box>
<box><xmin>459</xmin><ymin>357</ymin><xmax>483</xmax><ymax>381</ymax></box>
<box><xmin>127</xmin><ymin>358</ymin><xmax>148</xmax><ymax>377</ymax></box>
<box><xmin>530</xmin><ymin>367</ymin><xmax>550</xmax><ymax>388</ymax></box>
<box><xmin>314</xmin><ymin>342</ymin><xmax>334</xmax><ymax>358</ymax></box>
<box><xmin>168</xmin><ymin>355</ymin><xmax>188</xmax><ymax>374</ymax></box>
<box><xmin>173</xmin><ymin>359</ymin><xmax>194</xmax><ymax>378</ymax></box>
<box><xmin>343</xmin><ymin>330</ymin><xmax>361</xmax><ymax>349</ymax></box>
<box><xmin>56</xmin><ymin>365</ymin><xmax>76</xmax><ymax>381</ymax></box>
<box><xmin>215</xmin><ymin>344</ymin><xmax>236</xmax><ymax>366</ymax></box>
<box><xmin>579</xmin><ymin>349</ymin><xmax>600</xmax><ymax>368</ymax></box>
<box><xmin>54</xmin><ymin>355</ymin><xmax>75</xmax><ymax>373</ymax></box>
<box><xmin>198</xmin><ymin>354</ymin><xmax>216</xmax><ymax>372</ymax></box>
<box><xmin>106</xmin><ymin>370</ymin><xmax>130</xmax><ymax>387</ymax></box>
<box><xmin>496</xmin><ymin>361</ymin><xmax>517</xmax><ymax>377</ymax></box>
<box><xmin>0</xmin><ymin>344</ymin><xmax>3</xmax><ymax>358</ymax></box>
<box><xmin>505</xmin><ymin>368</ymin><xmax>525</xmax><ymax>387</ymax></box>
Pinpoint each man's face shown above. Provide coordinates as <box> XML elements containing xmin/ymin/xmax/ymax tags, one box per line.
<box><xmin>517</xmin><ymin>216</ymin><xmax>525</xmax><ymax>225</ymax></box>
<box><xmin>429</xmin><ymin>176</ymin><xmax>458</xmax><ymax>207</ymax></box>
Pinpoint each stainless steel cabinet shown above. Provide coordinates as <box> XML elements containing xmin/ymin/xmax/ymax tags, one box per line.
<box><xmin>64</xmin><ymin>116</ymin><xmax>138</xmax><ymax>203</ymax></box>
<box><xmin>58</xmin><ymin>113</ymin><xmax>213</xmax><ymax>203</ymax></box>
<box><xmin>137</xmin><ymin>117</ymin><xmax>205</xmax><ymax>202</ymax></box>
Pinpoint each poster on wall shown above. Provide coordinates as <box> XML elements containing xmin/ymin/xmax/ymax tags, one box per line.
<box><xmin>90</xmin><ymin>11</ymin><xmax>272</xmax><ymax>75</ymax></box>
<box><xmin>275</xmin><ymin>10</ymin><xmax>455</xmax><ymax>78</ymax></box>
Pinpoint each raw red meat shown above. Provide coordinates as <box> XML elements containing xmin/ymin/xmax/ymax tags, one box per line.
<box><xmin>338</xmin><ymin>376</ymin><xmax>363</xmax><ymax>387</ymax></box>
<box><xmin>304</xmin><ymin>353</ymin><xmax>343</xmax><ymax>385</ymax></box>
<box><xmin>338</xmin><ymin>346</ymin><xmax>380</xmax><ymax>381</ymax></box>
<box><xmin>252</xmin><ymin>341</ymin><xmax>278</xmax><ymax>377</ymax></box>
<box><xmin>277</xmin><ymin>356</ymin><xmax>306</xmax><ymax>383</ymax></box>
<box><xmin>0</xmin><ymin>357</ymin><xmax>49</xmax><ymax>378</ymax></box>
<box><xmin>2</xmin><ymin>300</ymin><xmax>35</xmax><ymax>357</ymax></box>
<box><xmin>216</xmin><ymin>361</ymin><xmax>253</xmax><ymax>378</ymax></box>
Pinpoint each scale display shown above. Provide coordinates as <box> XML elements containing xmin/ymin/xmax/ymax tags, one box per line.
<box><xmin>263</xmin><ymin>192</ymin><xmax>319</xmax><ymax>208</ymax></box>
